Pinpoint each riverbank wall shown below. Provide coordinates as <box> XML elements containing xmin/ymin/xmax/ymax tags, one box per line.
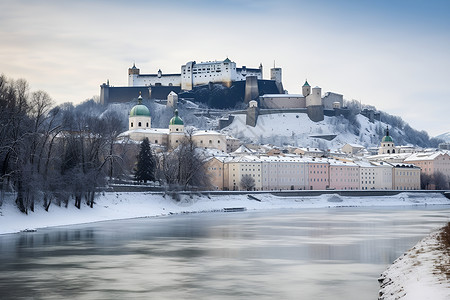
<box><xmin>108</xmin><ymin>185</ymin><xmax>450</xmax><ymax>198</ymax></box>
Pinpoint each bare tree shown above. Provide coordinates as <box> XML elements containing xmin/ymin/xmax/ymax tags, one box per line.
<box><xmin>420</xmin><ymin>173</ymin><xmax>433</xmax><ymax>190</ymax></box>
<box><xmin>433</xmin><ymin>171</ymin><xmax>449</xmax><ymax>190</ymax></box>
<box><xmin>240</xmin><ymin>174</ymin><xmax>255</xmax><ymax>191</ymax></box>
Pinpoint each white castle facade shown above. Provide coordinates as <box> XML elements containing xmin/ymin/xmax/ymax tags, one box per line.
<box><xmin>128</xmin><ymin>58</ymin><xmax>263</xmax><ymax>90</ymax></box>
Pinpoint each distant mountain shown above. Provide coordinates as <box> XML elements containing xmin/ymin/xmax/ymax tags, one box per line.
<box><xmin>435</xmin><ymin>132</ymin><xmax>450</xmax><ymax>142</ymax></box>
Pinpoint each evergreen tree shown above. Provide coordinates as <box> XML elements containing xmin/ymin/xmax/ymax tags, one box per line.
<box><xmin>135</xmin><ymin>138</ymin><xmax>156</xmax><ymax>183</ymax></box>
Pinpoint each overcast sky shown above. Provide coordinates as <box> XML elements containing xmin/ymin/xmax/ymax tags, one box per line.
<box><xmin>1</xmin><ymin>0</ymin><xmax>449</xmax><ymax>136</ymax></box>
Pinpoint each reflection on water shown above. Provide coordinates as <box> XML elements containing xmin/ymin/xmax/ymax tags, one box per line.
<box><xmin>0</xmin><ymin>206</ymin><xmax>449</xmax><ymax>299</ymax></box>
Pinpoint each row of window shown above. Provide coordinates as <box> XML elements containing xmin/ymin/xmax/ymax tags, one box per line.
<box><xmin>130</xmin><ymin>122</ymin><xmax>149</xmax><ymax>128</ymax></box>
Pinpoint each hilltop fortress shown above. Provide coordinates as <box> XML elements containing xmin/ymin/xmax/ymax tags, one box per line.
<box><xmin>100</xmin><ymin>58</ymin><xmax>281</xmax><ymax>105</ymax></box>
<box><xmin>100</xmin><ymin>57</ymin><xmax>348</xmax><ymax>124</ymax></box>
<box><xmin>128</xmin><ymin>58</ymin><xmax>265</xmax><ymax>90</ymax></box>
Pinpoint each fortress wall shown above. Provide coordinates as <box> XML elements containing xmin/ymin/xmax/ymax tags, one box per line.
<box><xmin>260</xmin><ymin>96</ymin><xmax>306</xmax><ymax>109</ymax></box>
<box><xmin>307</xmin><ymin>105</ymin><xmax>325</xmax><ymax>122</ymax></box>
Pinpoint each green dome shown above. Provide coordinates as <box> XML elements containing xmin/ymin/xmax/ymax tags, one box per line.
<box><xmin>130</xmin><ymin>93</ymin><xmax>150</xmax><ymax>117</ymax></box>
<box><xmin>382</xmin><ymin>135</ymin><xmax>393</xmax><ymax>142</ymax></box>
<box><xmin>130</xmin><ymin>104</ymin><xmax>150</xmax><ymax>117</ymax></box>
<box><xmin>169</xmin><ymin>110</ymin><xmax>184</xmax><ymax>125</ymax></box>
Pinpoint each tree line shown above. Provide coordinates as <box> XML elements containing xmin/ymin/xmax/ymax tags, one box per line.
<box><xmin>0</xmin><ymin>75</ymin><xmax>211</xmax><ymax>213</ymax></box>
<box><xmin>0</xmin><ymin>75</ymin><xmax>129</xmax><ymax>213</ymax></box>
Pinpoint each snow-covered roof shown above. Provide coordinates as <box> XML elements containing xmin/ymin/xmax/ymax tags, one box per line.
<box><xmin>118</xmin><ymin>128</ymin><xmax>170</xmax><ymax>136</ymax></box>
<box><xmin>328</xmin><ymin>159</ymin><xmax>358</xmax><ymax>167</ymax></box>
<box><xmin>192</xmin><ymin>130</ymin><xmax>221</xmax><ymax>136</ymax></box>
<box><xmin>344</xmin><ymin>143</ymin><xmax>365</xmax><ymax>148</ymax></box>
<box><xmin>404</xmin><ymin>151</ymin><xmax>449</xmax><ymax>162</ymax></box>
<box><xmin>232</xmin><ymin>145</ymin><xmax>256</xmax><ymax>154</ymax></box>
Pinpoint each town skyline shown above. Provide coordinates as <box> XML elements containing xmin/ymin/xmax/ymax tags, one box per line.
<box><xmin>1</xmin><ymin>0</ymin><xmax>449</xmax><ymax>136</ymax></box>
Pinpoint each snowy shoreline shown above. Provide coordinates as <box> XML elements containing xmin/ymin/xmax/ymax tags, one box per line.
<box><xmin>378</xmin><ymin>228</ymin><xmax>450</xmax><ymax>300</ymax></box>
<box><xmin>0</xmin><ymin>192</ymin><xmax>449</xmax><ymax>235</ymax></box>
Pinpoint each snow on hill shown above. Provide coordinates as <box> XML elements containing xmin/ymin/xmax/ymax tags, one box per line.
<box><xmin>101</xmin><ymin>101</ymin><xmax>419</xmax><ymax>150</ymax></box>
<box><xmin>221</xmin><ymin>113</ymin><xmax>396</xmax><ymax>150</ymax></box>
<box><xmin>435</xmin><ymin>132</ymin><xmax>450</xmax><ymax>142</ymax></box>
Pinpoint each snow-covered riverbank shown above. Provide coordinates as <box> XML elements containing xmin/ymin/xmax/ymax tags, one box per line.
<box><xmin>378</xmin><ymin>228</ymin><xmax>450</xmax><ymax>300</ymax></box>
<box><xmin>0</xmin><ymin>192</ymin><xmax>449</xmax><ymax>235</ymax></box>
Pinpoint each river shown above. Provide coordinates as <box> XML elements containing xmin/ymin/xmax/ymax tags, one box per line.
<box><xmin>0</xmin><ymin>205</ymin><xmax>449</xmax><ymax>299</ymax></box>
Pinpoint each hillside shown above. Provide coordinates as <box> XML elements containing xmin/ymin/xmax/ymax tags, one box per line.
<box><xmin>222</xmin><ymin>113</ymin><xmax>392</xmax><ymax>150</ymax></box>
<box><xmin>93</xmin><ymin>99</ymin><xmax>439</xmax><ymax>150</ymax></box>
<box><xmin>435</xmin><ymin>132</ymin><xmax>450</xmax><ymax>142</ymax></box>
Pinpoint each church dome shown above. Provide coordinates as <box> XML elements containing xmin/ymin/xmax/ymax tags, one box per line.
<box><xmin>381</xmin><ymin>126</ymin><xmax>393</xmax><ymax>142</ymax></box>
<box><xmin>169</xmin><ymin>110</ymin><xmax>184</xmax><ymax>125</ymax></box>
<box><xmin>382</xmin><ymin>135</ymin><xmax>393</xmax><ymax>142</ymax></box>
<box><xmin>130</xmin><ymin>93</ymin><xmax>150</xmax><ymax>117</ymax></box>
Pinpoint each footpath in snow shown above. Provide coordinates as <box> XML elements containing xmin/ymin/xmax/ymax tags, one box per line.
<box><xmin>378</xmin><ymin>227</ymin><xmax>450</xmax><ymax>300</ymax></box>
<box><xmin>0</xmin><ymin>192</ymin><xmax>449</xmax><ymax>235</ymax></box>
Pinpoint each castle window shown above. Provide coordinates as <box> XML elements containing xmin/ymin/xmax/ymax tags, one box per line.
<box><xmin>209</xmin><ymin>140</ymin><xmax>212</xmax><ymax>144</ymax></box>
<box><xmin>218</xmin><ymin>140</ymin><xmax>220</xmax><ymax>143</ymax></box>
<box><xmin>138</xmin><ymin>122</ymin><xmax>141</xmax><ymax>127</ymax></box>
<box><xmin>131</xmin><ymin>122</ymin><xmax>133</xmax><ymax>127</ymax></box>
<box><xmin>155</xmin><ymin>140</ymin><xmax>158</xmax><ymax>143</ymax></box>
<box><xmin>146</xmin><ymin>122</ymin><xmax>149</xmax><ymax>127</ymax></box>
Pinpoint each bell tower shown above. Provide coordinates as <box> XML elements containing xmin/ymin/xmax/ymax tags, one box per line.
<box><xmin>302</xmin><ymin>79</ymin><xmax>311</xmax><ymax>97</ymax></box>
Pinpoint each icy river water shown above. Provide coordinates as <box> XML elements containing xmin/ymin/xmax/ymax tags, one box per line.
<box><xmin>1</xmin><ymin>205</ymin><xmax>449</xmax><ymax>299</ymax></box>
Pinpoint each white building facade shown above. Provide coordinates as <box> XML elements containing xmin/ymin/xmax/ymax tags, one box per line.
<box><xmin>128</xmin><ymin>58</ymin><xmax>263</xmax><ymax>91</ymax></box>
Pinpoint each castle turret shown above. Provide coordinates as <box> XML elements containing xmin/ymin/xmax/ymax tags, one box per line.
<box><xmin>167</xmin><ymin>91</ymin><xmax>178</xmax><ymax>108</ymax></box>
<box><xmin>306</xmin><ymin>86</ymin><xmax>324</xmax><ymax>122</ymax></box>
<box><xmin>302</xmin><ymin>80</ymin><xmax>311</xmax><ymax>97</ymax></box>
<box><xmin>246</xmin><ymin>100</ymin><xmax>259</xmax><ymax>127</ymax></box>
<box><xmin>270</xmin><ymin>66</ymin><xmax>283</xmax><ymax>94</ymax></box>
<box><xmin>129</xmin><ymin>92</ymin><xmax>151</xmax><ymax>130</ymax></box>
<box><xmin>244</xmin><ymin>76</ymin><xmax>259</xmax><ymax>104</ymax></box>
<box><xmin>128</xmin><ymin>63</ymin><xmax>140</xmax><ymax>86</ymax></box>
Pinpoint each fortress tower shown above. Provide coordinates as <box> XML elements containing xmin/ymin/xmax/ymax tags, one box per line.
<box><xmin>302</xmin><ymin>80</ymin><xmax>311</xmax><ymax>97</ymax></box>
<box><xmin>271</xmin><ymin>66</ymin><xmax>283</xmax><ymax>93</ymax></box>
<box><xmin>128</xmin><ymin>63</ymin><xmax>140</xmax><ymax>86</ymax></box>
<box><xmin>306</xmin><ymin>86</ymin><xmax>324</xmax><ymax>122</ymax></box>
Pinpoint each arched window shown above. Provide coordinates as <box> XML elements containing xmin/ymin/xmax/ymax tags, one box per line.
<box><xmin>146</xmin><ymin>122</ymin><xmax>149</xmax><ymax>127</ymax></box>
<box><xmin>155</xmin><ymin>140</ymin><xmax>158</xmax><ymax>143</ymax></box>
<box><xmin>387</xmin><ymin>150</ymin><xmax>390</xmax><ymax>154</ymax></box>
<box><xmin>131</xmin><ymin>122</ymin><xmax>133</xmax><ymax>128</ymax></box>
<box><xmin>392</xmin><ymin>149</ymin><xmax>396</xmax><ymax>153</ymax></box>
<box><xmin>176</xmin><ymin>128</ymin><xmax>179</xmax><ymax>131</ymax></box>
<box><xmin>138</xmin><ymin>122</ymin><xmax>141</xmax><ymax>127</ymax></box>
